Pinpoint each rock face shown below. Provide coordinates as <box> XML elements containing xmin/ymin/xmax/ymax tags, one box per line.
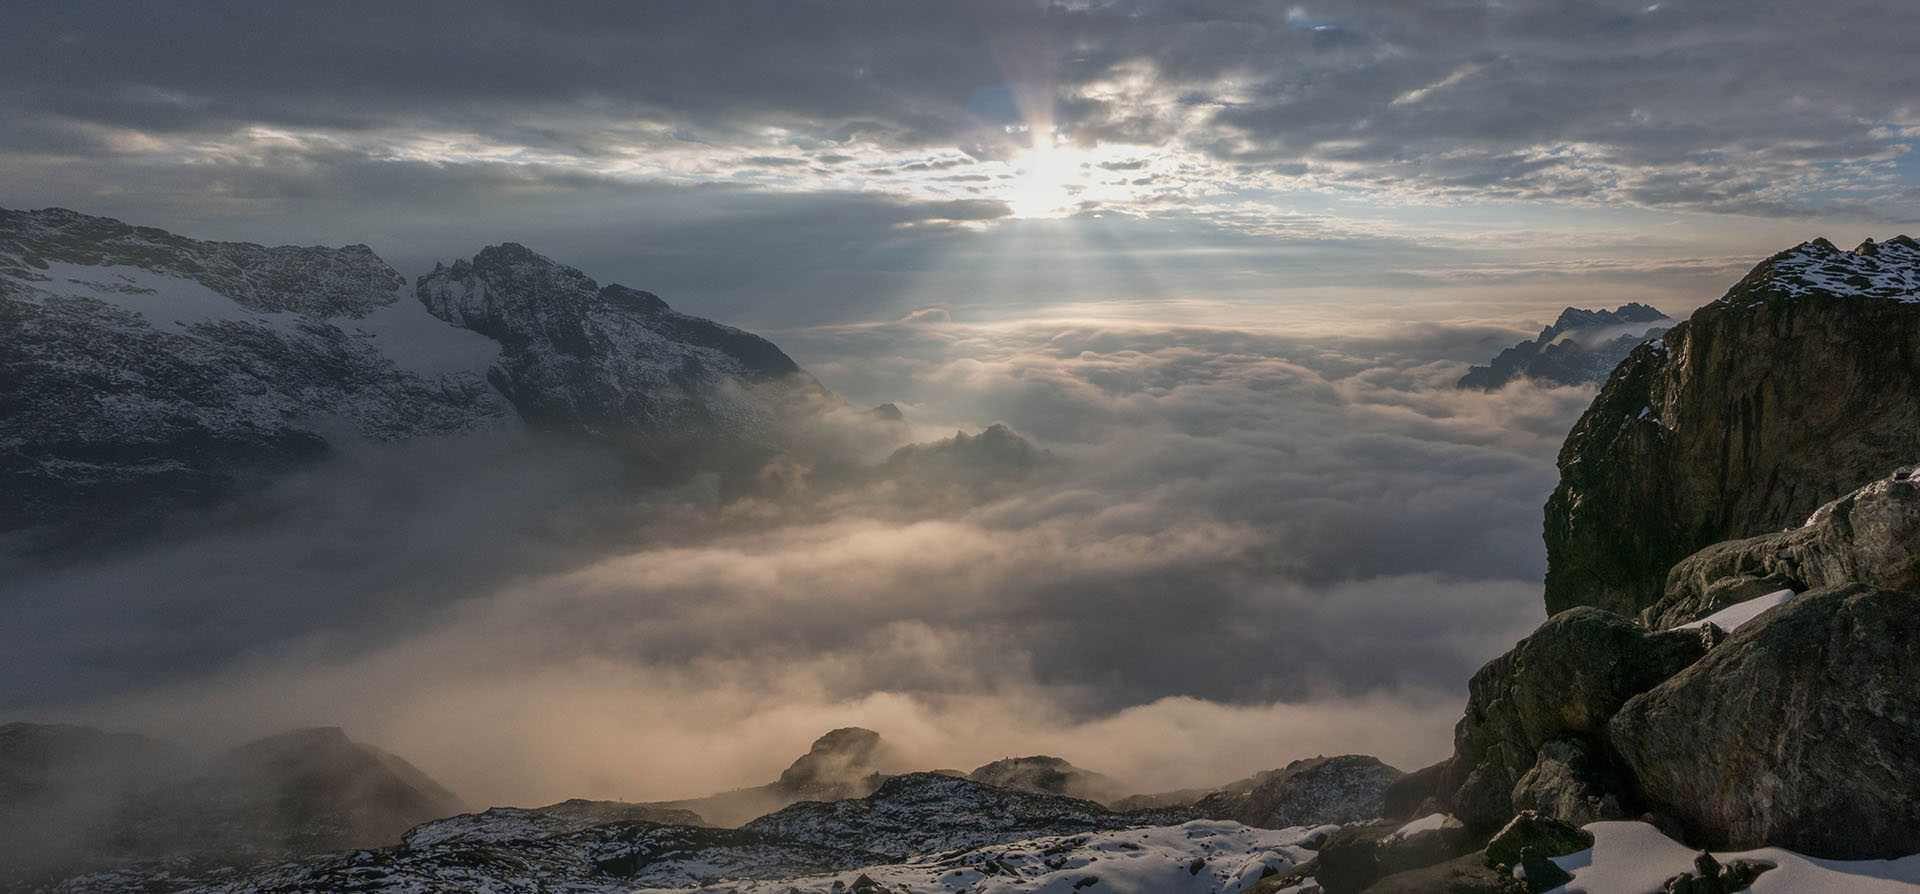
<box><xmin>0</xmin><ymin>206</ymin><xmax>824</xmax><ymax>535</ymax></box>
<box><xmin>1447</xmin><ymin>608</ymin><xmax>1710</xmax><ymax>829</ymax></box>
<box><xmin>1608</xmin><ymin>584</ymin><xmax>1920</xmax><ymax>859</ymax></box>
<box><xmin>1643</xmin><ymin>466</ymin><xmax>1920</xmax><ymax>629</ymax></box>
<box><xmin>1457</xmin><ymin>303</ymin><xmax>1670</xmax><ymax>391</ymax></box>
<box><xmin>1544</xmin><ymin>236</ymin><xmax>1920</xmax><ymax>617</ymax></box>
<box><xmin>416</xmin><ymin>242</ymin><xmax>823</xmax><ymax>463</ymax></box>
<box><xmin>1507</xmin><ymin>735</ymin><xmax>1626</xmax><ymax>828</ymax></box>
<box><xmin>1191</xmin><ymin>754</ymin><xmax>1403</xmax><ymax>830</ymax></box>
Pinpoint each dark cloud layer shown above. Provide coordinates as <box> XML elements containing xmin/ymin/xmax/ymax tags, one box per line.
<box><xmin>4</xmin><ymin>0</ymin><xmax>1916</xmax><ymax>218</ymax></box>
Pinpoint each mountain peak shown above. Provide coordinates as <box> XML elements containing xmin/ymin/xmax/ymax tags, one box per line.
<box><xmin>1726</xmin><ymin>234</ymin><xmax>1920</xmax><ymax>305</ymax></box>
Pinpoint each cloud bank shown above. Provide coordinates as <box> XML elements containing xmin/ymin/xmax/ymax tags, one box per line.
<box><xmin>5</xmin><ymin>313</ymin><xmax>1592</xmax><ymax>807</ymax></box>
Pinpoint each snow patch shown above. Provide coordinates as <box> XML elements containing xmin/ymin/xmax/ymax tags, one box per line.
<box><xmin>348</xmin><ymin>289</ymin><xmax>500</xmax><ymax>378</ymax></box>
<box><xmin>30</xmin><ymin>262</ymin><xmax>307</xmax><ymax>331</ymax></box>
<box><xmin>1385</xmin><ymin>812</ymin><xmax>1456</xmax><ymax>843</ymax></box>
<box><xmin>1677</xmin><ymin>589</ymin><xmax>1796</xmax><ymax>633</ymax></box>
<box><xmin>1548</xmin><ymin>821</ymin><xmax>1920</xmax><ymax>893</ymax></box>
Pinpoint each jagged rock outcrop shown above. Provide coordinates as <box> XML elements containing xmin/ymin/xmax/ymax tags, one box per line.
<box><xmin>879</xmin><ymin>422</ymin><xmax>1051</xmax><ymax>488</ymax></box>
<box><xmin>416</xmin><ymin>243</ymin><xmax>824</xmax><ymax>463</ymax></box>
<box><xmin>0</xmin><ymin>206</ymin><xmax>827</xmax><ymax>535</ymax></box>
<box><xmin>1447</xmin><ymin>608</ymin><xmax>1710</xmax><ymax>829</ymax></box>
<box><xmin>1643</xmin><ymin>465</ymin><xmax>1920</xmax><ymax>629</ymax></box>
<box><xmin>1608</xmin><ymin>584</ymin><xmax>1920</xmax><ymax>859</ymax></box>
<box><xmin>967</xmin><ymin>755</ymin><xmax>1127</xmax><ymax>804</ymax></box>
<box><xmin>1544</xmin><ymin>236</ymin><xmax>1920</xmax><ymax>617</ymax></box>
<box><xmin>1190</xmin><ymin>754</ymin><xmax>1403</xmax><ymax>830</ymax></box>
<box><xmin>1458</xmin><ymin>303</ymin><xmax>1670</xmax><ymax>391</ymax></box>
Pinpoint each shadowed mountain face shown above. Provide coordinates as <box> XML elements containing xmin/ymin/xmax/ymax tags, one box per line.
<box><xmin>0</xmin><ymin>207</ymin><xmax>825</xmax><ymax>537</ymax></box>
<box><xmin>0</xmin><ymin>724</ymin><xmax>462</xmax><ymax>887</ymax></box>
<box><xmin>1457</xmin><ymin>303</ymin><xmax>1670</xmax><ymax>391</ymax></box>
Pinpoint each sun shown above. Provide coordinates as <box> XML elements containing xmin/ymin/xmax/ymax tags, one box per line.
<box><xmin>1006</xmin><ymin>138</ymin><xmax>1087</xmax><ymax>219</ymax></box>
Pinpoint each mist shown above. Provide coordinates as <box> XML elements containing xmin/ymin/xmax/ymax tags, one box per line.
<box><xmin>3</xmin><ymin>312</ymin><xmax>1589</xmax><ymax>808</ymax></box>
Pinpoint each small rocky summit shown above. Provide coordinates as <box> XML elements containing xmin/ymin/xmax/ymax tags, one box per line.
<box><xmin>1457</xmin><ymin>302</ymin><xmax>1670</xmax><ymax>390</ymax></box>
<box><xmin>1191</xmin><ymin>754</ymin><xmax>1404</xmax><ymax>830</ymax></box>
<box><xmin>967</xmin><ymin>754</ymin><xmax>1129</xmax><ymax>805</ymax></box>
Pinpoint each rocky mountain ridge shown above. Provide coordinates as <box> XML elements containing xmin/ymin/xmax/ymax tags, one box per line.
<box><xmin>1456</xmin><ymin>302</ymin><xmax>1670</xmax><ymax>391</ymax></box>
<box><xmin>0</xmin><ymin>206</ymin><xmax>826</xmax><ymax>536</ymax></box>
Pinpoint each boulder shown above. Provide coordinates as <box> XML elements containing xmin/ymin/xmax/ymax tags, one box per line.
<box><xmin>1608</xmin><ymin>584</ymin><xmax>1920</xmax><ymax>858</ymax></box>
<box><xmin>1448</xmin><ymin>609</ymin><xmax>1710</xmax><ymax>828</ymax></box>
<box><xmin>1482</xmin><ymin>810</ymin><xmax>1593</xmax><ymax>871</ymax></box>
<box><xmin>1508</xmin><ymin>735</ymin><xmax>1628</xmax><ymax>827</ymax></box>
<box><xmin>1661</xmin><ymin>852</ymin><xmax>1776</xmax><ymax>894</ymax></box>
<box><xmin>1365</xmin><ymin>850</ymin><xmax>1525</xmax><ymax>894</ymax></box>
<box><xmin>1643</xmin><ymin>467</ymin><xmax>1920</xmax><ymax>629</ymax></box>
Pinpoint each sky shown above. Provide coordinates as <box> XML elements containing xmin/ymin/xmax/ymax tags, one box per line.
<box><xmin>4</xmin><ymin>1</ymin><xmax>1920</xmax><ymax>804</ymax></box>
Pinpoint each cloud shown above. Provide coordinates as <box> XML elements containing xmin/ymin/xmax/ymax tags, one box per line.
<box><xmin>5</xmin><ymin>316</ymin><xmax>1584</xmax><ymax>807</ymax></box>
<box><xmin>2</xmin><ymin>0</ymin><xmax>1914</xmax><ymax>232</ymax></box>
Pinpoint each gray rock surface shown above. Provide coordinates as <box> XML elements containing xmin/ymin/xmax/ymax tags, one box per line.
<box><xmin>1544</xmin><ymin>235</ymin><xmax>1920</xmax><ymax>617</ymax></box>
<box><xmin>1482</xmin><ymin>810</ymin><xmax>1593</xmax><ymax>870</ymax></box>
<box><xmin>1448</xmin><ymin>608</ymin><xmax>1710</xmax><ymax>828</ymax></box>
<box><xmin>1190</xmin><ymin>754</ymin><xmax>1404</xmax><ymax>830</ymax></box>
<box><xmin>1644</xmin><ymin>466</ymin><xmax>1920</xmax><ymax>628</ymax></box>
<box><xmin>1508</xmin><ymin>735</ymin><xmax>1629</xmax><ymax>827</ymax></box>
<box><xmin>1608</xmin><ymin>584</ymin><xmax>1920</xmax><ymax>859</ymax></box>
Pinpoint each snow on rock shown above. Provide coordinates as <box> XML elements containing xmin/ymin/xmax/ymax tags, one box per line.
<box><xmin>1725</xmin><ymin>235</ymin><xmax>1920</xmax><ymax>306</ymax></box>
<box><xmin>1675</xmin><ymin>588</ymin><xmax>1797</xmax><ymax>633</ymax></box>
<box><xmin>1548</xmin><ymin>821</ymin><xmax>1920</xmax><ymax>893</ymax></box>
<box><xmin>1384</xmin><ymin>812</ymin><xmax>1455</xmax><ymax>843</ymax></box>
<box><xmin>0</xmin><ymin>206</ymin><xmax>828</xmax><ymax>532</ymax></box>
<box><xmin>650</xmin><ymin>820</ymin><xmax>1317</xmax><ymax>894</ymax></box>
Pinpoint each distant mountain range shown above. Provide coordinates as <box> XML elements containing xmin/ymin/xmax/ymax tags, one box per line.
<box><xmin>0</xmin><ymin>207</ymin><xmax>830</xmax><ymax>536</ymax></box>
<box><xmin>1456</xmin><ymin>302</ymin><xmax>1671</xmax><ymax>390</ymax></box>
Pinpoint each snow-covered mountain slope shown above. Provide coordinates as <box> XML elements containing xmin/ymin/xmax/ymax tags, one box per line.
<box><xmin>47</xmin><ymin>773</ymin><xmax>1282</xmax><ymax>893</ymax></box>
<box><xmin>1721</xmin><ymin>235</ymin><xmax>1920</xmax><ymax>305</ymax></box>
<box><xmin>741</xmin><ymin>773</ymin><xmax>1193</xmax><ymax>860</ymax></box>
<box><xmin>0</xmin><ymin>207</ymin><xmax>825</xmax><ymax>534</ymax></box>
<box><xmin>651</xmin><ymin>821</ymin><xmax>1322</xmax><ymax>894</ymax></box>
